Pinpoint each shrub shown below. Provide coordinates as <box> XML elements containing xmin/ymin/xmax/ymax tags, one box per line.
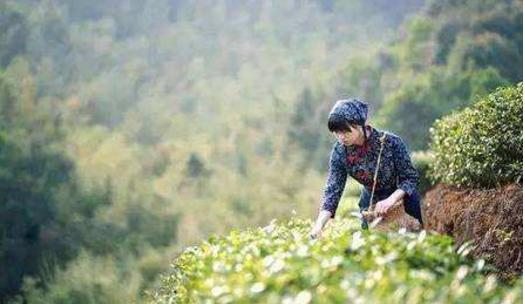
<box><xmin>147</xmin><ymin>217</ymin><xmax>522</xmax><ymax>303</ymax></box>
<box><xmin>411</xmin><ymin>150</ymin><xmax>435</xmax><ymax>194</ymax></box>
<box><xmin>429</xmin><ymin>83</ymin><xmax>522</xmax><ymax>188</ymax></box>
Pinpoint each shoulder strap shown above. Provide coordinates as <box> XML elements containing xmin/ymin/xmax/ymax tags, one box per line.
<box><xmin>367</xmin><ymin>132</ymin><xmax>388</xmax><ymax>211</ymax></box>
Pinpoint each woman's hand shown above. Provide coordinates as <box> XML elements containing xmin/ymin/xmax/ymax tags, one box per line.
<box><xmin>375</xmin><ymin>197</ymin><xmax>397</xmax><ymax>215</ymax></box>
<box><xmin>375</xmin><ymin>189</ymin><xmax>406</xmax><ymax>215</ymax></box>
<box><xmin>309</xmin><ymin>210</ymin><xmax>332</xmax><ymax>239</ymax></box>
<box><xmin>309</xmin><ymin>225</ymin><xmax>324</xmax><ymax>240</ymax></box>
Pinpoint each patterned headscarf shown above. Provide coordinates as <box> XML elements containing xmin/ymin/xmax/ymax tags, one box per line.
<box><xmin>328</xmin><ymin>98</ymin><xmax>369</xmax><ymax>125</ymax></box>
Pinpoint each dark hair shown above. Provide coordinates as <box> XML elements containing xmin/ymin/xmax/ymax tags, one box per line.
<box><xmin>328</xmin><ymin>113</ymin><xmax>355</xmax><ymax>132</ymax></box>
<box><xmin>328</xmin><ymin>113</ymin><xmax>368</xmax><ymax>142</ymax></box>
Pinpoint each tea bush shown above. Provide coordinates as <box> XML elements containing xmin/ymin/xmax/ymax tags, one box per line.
<box><xmin>411</xmin><ymin>150</ymin><xmax>435</xmax><ymax>194</ymax></box>
<box><xmin>147</xmin><ymin>217</ymin><xmax>522</xmax><ymax>303</ymax></box>
<box><xmin>429</xmin><ymin>83</ymin><xmax>522</xmax><ymax>188</ymax></box>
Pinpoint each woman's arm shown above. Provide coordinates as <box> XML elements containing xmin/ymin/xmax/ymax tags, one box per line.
<box><xmin>319</xmin><ymin>143</ymin><xmax>347</xmax><ymax>218</ymax></box>
<box><xmin>309</xmin><ymin>210</ymin><xmax>332</xmax><ymax>239</ymax></box>
<box><xmin>375</xmin><ymin>189</ymin><xmax>406</xmax><ymax>215</ymax></box>
<box><xmin>389</xmin><ymin>189</ymin><xmax>406</xmax><ymax>202</ymax></box>
<box><xmin>310</xmin><ymin>143</ymin><xmax>347</xmax><ymax>238</ymax></box>
<box><xmin>392</xmin><ymin>136</ymin><xmax>419</xmax><ymax>197</ymax></box>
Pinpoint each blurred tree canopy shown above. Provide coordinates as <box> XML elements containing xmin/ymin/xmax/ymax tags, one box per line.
<box><xmin>355</xmin><ymin>0</ymin><xmax>521</xmax><ymax>150</ymax></box>
<box><xmin>290</xmin><ymin>0</ymin><xmax>521</xmax><ymax>159</ymax></box>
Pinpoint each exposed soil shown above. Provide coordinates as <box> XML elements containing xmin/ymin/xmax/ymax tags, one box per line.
<box><xmin>422</xmin><ymin>183</ymin><xmax>522</xmax><ymax>280</ymax></box>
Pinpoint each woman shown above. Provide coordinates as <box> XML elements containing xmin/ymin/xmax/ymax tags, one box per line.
<box><xmin>309</xmin><ymin>98</ymin><xmax>423</xmax><ymax>239</ymax></box>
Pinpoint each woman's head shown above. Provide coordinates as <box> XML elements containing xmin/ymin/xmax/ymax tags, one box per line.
<box><xmin>327</xmin><ymin>98</ymin><xmax>369</xmax><ymax>146</ymax></box>
<box><xmin>330</xmin><ymin>123</ymin><xmax>364</xmax><ymax>146</ymax></box>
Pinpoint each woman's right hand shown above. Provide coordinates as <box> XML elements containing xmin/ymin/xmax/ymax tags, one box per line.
<box><xmin>310</xmin><ymin>210</ymin><xmax>332</xmax><ymax>240</ymax></box>
<box><xmin>309</xmin><ymin>225</ymin><xmax>323</xmax><ymax>240</ymax></box>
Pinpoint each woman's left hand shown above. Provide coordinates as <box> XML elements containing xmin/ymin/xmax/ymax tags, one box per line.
<box><xmin>375</xmin><ymin>198</ymin><xmax>397</xmax><ymax>215</ymax></box>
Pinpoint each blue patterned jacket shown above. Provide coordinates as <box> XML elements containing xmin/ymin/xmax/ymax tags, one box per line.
<box><xmin>320</xmin><ymin>125</ymin><xmax>419</xmax><ymax>218</ymax></box>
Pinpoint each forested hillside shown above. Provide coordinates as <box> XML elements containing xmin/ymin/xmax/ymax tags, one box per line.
<box><xmin>294</xmin><ymin>0</ymin><xmax>522</xmax><ymax>163</ymax></box>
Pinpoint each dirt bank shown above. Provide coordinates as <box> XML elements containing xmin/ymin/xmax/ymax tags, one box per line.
<box><xmin>422</xmin><ymin>183</ymin><xmax>522</xmax><ymax>279</ymax></box>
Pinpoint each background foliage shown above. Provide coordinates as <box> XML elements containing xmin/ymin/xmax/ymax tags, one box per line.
<box><xmin>429</xmin><ymin>83</ymin><xmax>523</xmax><ymax>188</ymax></box>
